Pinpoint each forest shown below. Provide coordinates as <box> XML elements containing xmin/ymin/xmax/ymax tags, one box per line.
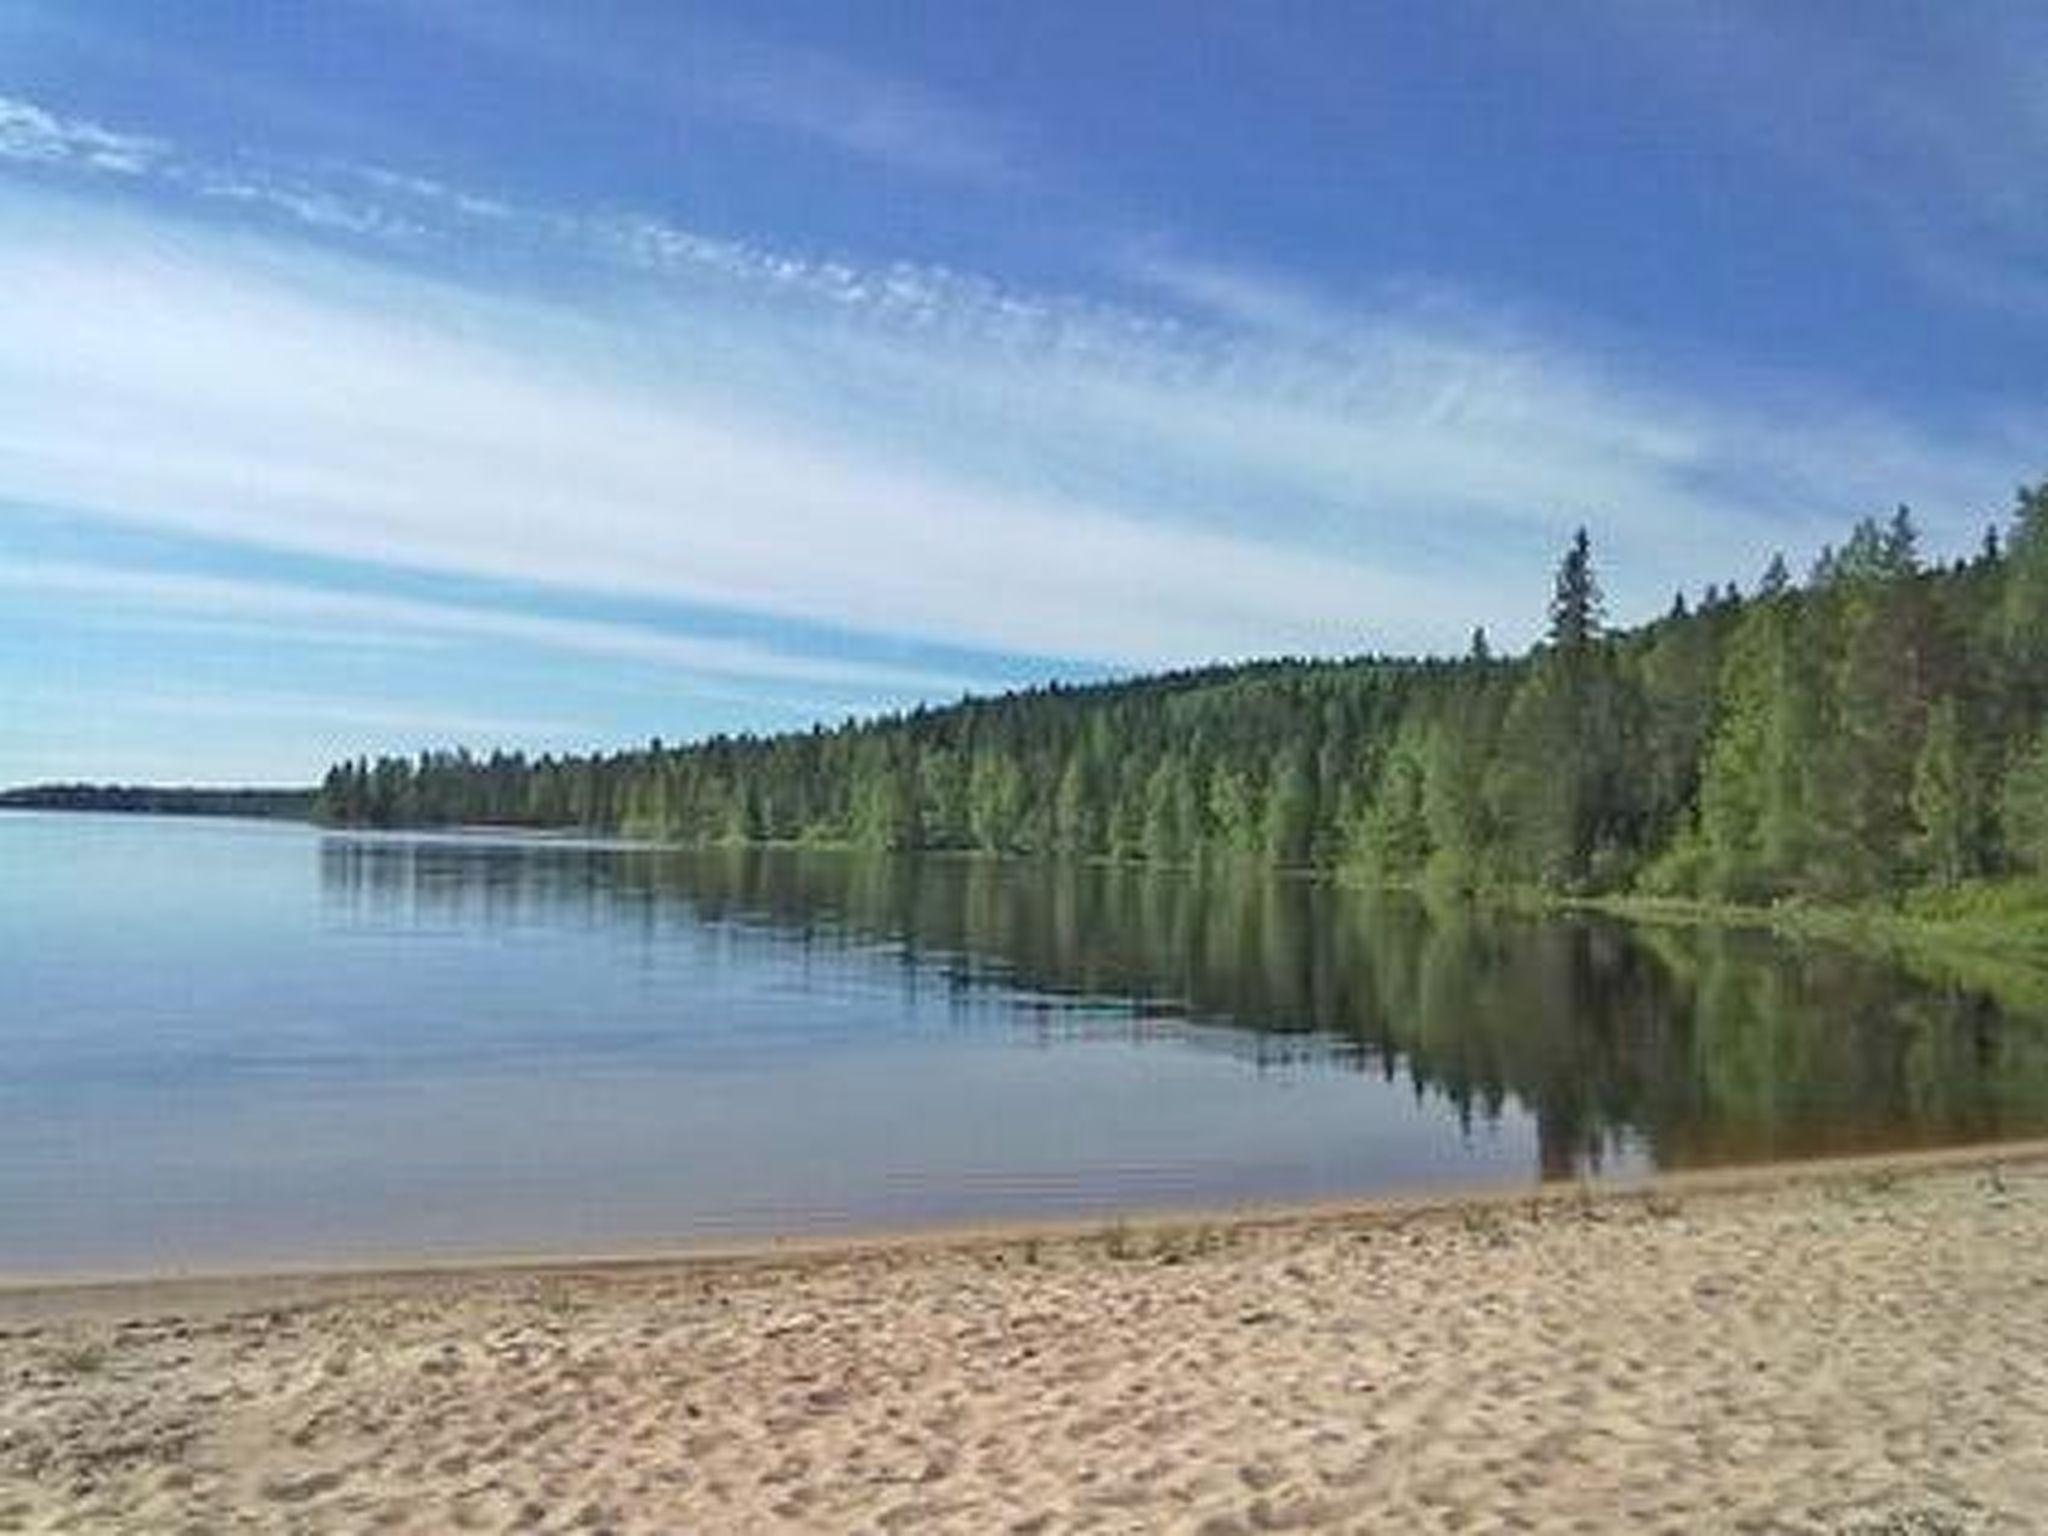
<box><xmin>316</xmin><ymin>480</ymin><xmax>2048</xmax><ymax>907</ymax></box>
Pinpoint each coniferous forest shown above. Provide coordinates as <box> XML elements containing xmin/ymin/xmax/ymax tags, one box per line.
<box><xmin>317</xmin><ymin>482</ymin><xmax>2048</xmax><ymax>906</ymax></box>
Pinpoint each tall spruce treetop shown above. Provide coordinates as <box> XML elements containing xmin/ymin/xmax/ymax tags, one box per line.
<box><xmin>1885</xmin><ymin>505</ymin><xmax>1920</xmax><ymax>572</ymax></box>
<box><xmin>1758</xmin><ymin>553</ymin><xmax>1790</xmax><ymax>599</ymax></box>
<box><xmin>1548</xmin><ymin>527</ymin><xmax>1604</xmax><ymax>652</ymax></box>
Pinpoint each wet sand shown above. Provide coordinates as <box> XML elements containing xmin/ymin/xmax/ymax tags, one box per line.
<box><xmin>4</xmin><ymin>1146</ymin><xmax>2046</xmax><ymax>1533</ymax></box>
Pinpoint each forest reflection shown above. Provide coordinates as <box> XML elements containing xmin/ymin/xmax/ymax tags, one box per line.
<box><xmin>321</xmin><ymin>839</ymin><xmax>2048</xmax><ymax>1179</ymax></box>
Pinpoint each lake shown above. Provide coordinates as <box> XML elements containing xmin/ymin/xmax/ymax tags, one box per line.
<box><xmin>4</xmin><ymin>810</ymin><xmax>2046</xmax><ymax>1278</ymax></box>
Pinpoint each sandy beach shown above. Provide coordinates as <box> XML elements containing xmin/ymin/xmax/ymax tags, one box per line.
<box><xmin>3</xmin><ymin>1148</ymin><xmax>2045</xmax><ymax>1534</ymax></box>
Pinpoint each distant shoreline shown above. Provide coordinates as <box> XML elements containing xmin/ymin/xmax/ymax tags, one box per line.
<box><xmin>0</xmin><ymin>784</ymin><xmax>316</xmax><ymax>819</ymax></box>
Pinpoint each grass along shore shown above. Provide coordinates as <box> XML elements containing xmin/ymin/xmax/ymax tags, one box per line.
<box><xmin>1564</xmin><ymin>877</ymin><xmax>2048</xmax><ymax>1013</ymax></box>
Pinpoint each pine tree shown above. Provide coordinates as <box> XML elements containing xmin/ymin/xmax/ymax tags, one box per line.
<box><xmin>1142</xmin><ymin>754</ymin><xmax>1198</xmax><ymax>864</ymax></box>
<box><xmin>1206</xmin><ymin>766</ymin><xmax>1260</xmax><ymax>858</ymax></box>
<box><xmin>919</xmin><ymin>748</ymin><xmax>970</xmax><ymax>849</ymax></box>
<box><xmin>1911</xmin><ymin>698</ymin><xmax>1978</xmax><ymax>887</ymax></box>
<box><xmin>1758</xmin><ymin>552</ymin><xmax>1790</xmax><ymax>599</ymax></box>
<box><xmin>1263</xmin><ymin>746</ymin><xmax>1317</xmax><ymax>865</ymax></box>
<box><xmin>1817</xmin><ymin>527</ymin><xmax>1931</xmax><ymax>895</ymax></box>
<box><xmin>1885</xmin><ymin>505</ymin><xmax>1920</xmax><ymax>571</ymax></box>
<box><xmin>1698</xmin><ymin>597</ymin><xmax>1817</xmax><ymax>898</ymax></box>
<box><xmin>1356</xmin><ymin>729</ymin><xmax>1430</xmax><ymax>881</ymax></box>
<box><xmin>2002</xmin><ymin>728</ymin><xmax>2048</xmax><ymax>876</ymax></box>
<box><xmin>1636</xmin><ymin>600</ymin><xmax>1720</xmax><ymax>851</ymax></box>
<box><xmin>1422</xmin><ymin>706</ymin><xmax>1494</xmax><ymax>896</ymax></box>
<box><xmin>1054</xmin><ymin>745</ymin><xmax>1105</xmax><ymax>855</ymax></box>
<box><xmin>1548</xmin><ymin>527</ymin><xmax>1604</xmax><ymax>652</ymax></box>
<box><xmin>968</xmin><ymin>753</ymin><xmax>1024</xmax><ymax>852</ymax></box>
<box><xmin>1487</xmin><ymin>664</ymin><xmax>1583</xmax><ymax>887</ymax></box>
<box><xmin>851</xmin><ymin>741</ymin><xmax>920</xmax><ymax>851</ymax></box>
<box><xmin>2003</xmin><ymin>482</ymin><xmax>2048</xmax><ymax>707</ymax></box>
<box><xmin>1487</xmin><ymin>528</ymin><xmax>1637</xmax><ymax>891</ymax></box>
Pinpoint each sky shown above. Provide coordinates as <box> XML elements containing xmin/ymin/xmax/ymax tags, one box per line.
<box><xmin>2</xmin><ymin>2</ymin><xmax>2045</xmax><ymax>785</ymax></box>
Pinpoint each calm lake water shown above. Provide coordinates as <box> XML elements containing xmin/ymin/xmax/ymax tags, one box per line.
<box><xmin>4</xmin><ymin>810</ymin><xmax>2047</xmax><ymax>1277</ymax></box>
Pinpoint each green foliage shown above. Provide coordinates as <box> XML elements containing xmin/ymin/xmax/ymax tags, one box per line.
<box><xmin>1054</xmin><ymin>742</ymin><xmax>1105</xmax><ymax>855</ymax></box>
<box><xmin>2002</xmin><ymin>483</ymin><xmax>2048</xmax><ymax>692</ymax></box>
<box><xmin>313</xmin><ymin>487</ymin><xmax>2048</xmax><ymax>910</ymax></box>
<box><xmin>968</xmin><ymin>752</ymin><xmax>1026</xmax><ymax>852</ymax></box>
<box><xmin>1911</xmin><ymin>698</ymin><xmax>1980</xmax><ymax>887</ymax></box>
<box><xmin>2003</xmin><ymin>727</ymin><xmax>2048</xmax><ymax>877</ymax></box>
<box><xmin>1142</xmin><ymin>753</ymin><xmax>1199</xmax><ymax>864</ymax></box>
<box><xmin>1262</xmin><ymin>746</ymin><xmax>1317</xmax><ymax>865</ymax></box>
<box><xmin>1353</xmin><ymin>727</ymin><xmax>1429</xmax><ymax>882</ymax></box>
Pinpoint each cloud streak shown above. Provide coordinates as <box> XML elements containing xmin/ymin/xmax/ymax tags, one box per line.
<box><xmin>0</xmin><ymin>558</ymin><xmax>988</xmax><ymax>699</ymax></box>
<box><xmin>0</xmin><ymin>88</ymin><xmax>2037</xmax><ymax>692</ymax></box>
<box><xmin>0</xmin><ymin>94</ymin><xmax>163</xmax><ymax>174</ymax></box>
<box><xmin>0</xmin><ymin>194</ymin><xmax>1463</xmax><ymax>664</ymax></box>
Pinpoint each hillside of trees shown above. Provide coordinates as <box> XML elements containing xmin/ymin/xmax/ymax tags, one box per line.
<box><xmin>317</xmin><ymin>481</ymin><xmax>2048</xmax><ymax>906</ymax></box>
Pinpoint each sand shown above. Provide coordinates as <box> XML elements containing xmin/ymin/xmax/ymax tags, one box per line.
<box><xmin>3</xmin><ymin>1150</ymin><xmax>2046</xmax><ymax>1534</ymax></box>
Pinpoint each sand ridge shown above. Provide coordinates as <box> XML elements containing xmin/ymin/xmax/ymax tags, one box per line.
<box><xmin>2</xmin><ymin>1155</ymin><xmax>2045</xmax><ymax>1533</ymax></box>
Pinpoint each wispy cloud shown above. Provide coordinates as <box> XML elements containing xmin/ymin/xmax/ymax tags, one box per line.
<box><xmin>0</xmin><ymin>192</ymin><xmax>1459</xmax><ymax>663</ymax></box>
<box><xmin>0</xmin><ymin>90</ymin><xmax>1051</xmax><ymax>329</ymax></box>
<box><xmin>0</xmin><ymin>559</ymin><xmax>989</xmax><ymax>699</ymax></box>
<box><xmin>0</xmin><ymin>91</ymin><xmax>431</xmax><ymax>242</ymax></box>
<box><xmin>0</xmin><ymin>94</ymin><xmax>164</xmax><ymax>174</ymax></box>
<box><xmin>0</xmin><ymin>88</ymin><xmax>2035</xmax><ymax>685</ymax></box>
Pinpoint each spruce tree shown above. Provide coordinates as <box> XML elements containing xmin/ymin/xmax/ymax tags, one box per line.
<box><xmin>1757</xmin><ymin>552</ymin><xmax>1790</xmax><ymax>599</ymax></box>
<box><xmin>2002</xmin><ymin>729</ymin><xmax>2048</xmax><ymax>876</ymax></box>
<box><xmin>1911</xmin><ymin>698</ymin><xmax>1977</xmax><ymax>886</ymax></box>
<box><xmin>1357</xmin><ymin>728</ymin><xmax>1430</xmax><ymax>881</ymax></box>
<box><xmin>1263</xmin><ymin>746</ymin><xmax>1317</xmax><ymax>865</ymax></box>
<box><xmin>1548</xmin><ymin>527</ymin><xmax>1604</xmax><ymax>652</ymax></box>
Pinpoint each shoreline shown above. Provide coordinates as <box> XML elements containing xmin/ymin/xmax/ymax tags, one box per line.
<box><xmin>7</xmin><ymin>1137</ymin><xmax>2044</xmax><ymax>1531</ymax></box>
<box><xmin>8</xmin><ymin>1135</ymin><xmax>2044</xmax><ymax>1315</ymax></box>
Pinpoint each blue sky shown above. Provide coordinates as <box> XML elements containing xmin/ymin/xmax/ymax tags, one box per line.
<box><xmin>2</xmin><ymin>1</ymin><xmax>2044</xmax><ymax>784</ymax></box>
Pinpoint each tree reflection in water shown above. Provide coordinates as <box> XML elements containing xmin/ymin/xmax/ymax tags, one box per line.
<box><xmin>321</xmin><ymin>840</ymin><xmax>2048</xmax><ymax>1180</ymax></box>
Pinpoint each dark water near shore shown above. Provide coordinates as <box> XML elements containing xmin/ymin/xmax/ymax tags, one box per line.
<box><xmin>4</xmin><ymin>811</ymin><xmax>2047</xmax><ymax>1277</ymax></box>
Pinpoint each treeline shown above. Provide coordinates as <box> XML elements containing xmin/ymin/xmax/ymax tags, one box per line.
<box><xmin>318</xmin><ymin>481</ymin><xmax>2048</xmax><ymax>904</ymax></box>
<box><xmin>0</xmin><ymin>784</ymin><xmax>317</xmax><ymax>819</ymax></box>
